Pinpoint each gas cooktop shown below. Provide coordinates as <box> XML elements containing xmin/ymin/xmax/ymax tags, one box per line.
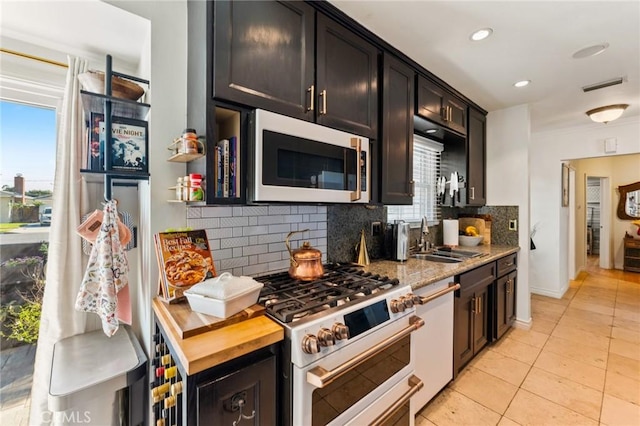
<box><xmin>254</xmin><ymin>264</ymin><xmax>400</xmax><ymax>324</ymax></box>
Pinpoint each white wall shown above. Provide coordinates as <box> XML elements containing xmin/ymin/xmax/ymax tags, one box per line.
<box><xmin>104</xmin><ymin>0</ymin><xmax>188</xmax><ymax>353</ymax></box>
<box><xmin>530</xmin><ymin>117</ymin><xmax>640</xmax><ymax>298</ymax></box>
<box><xmin>486</xmin><ymin>104</ymin><xmax>531</xmax><ymax>325</ymax></box>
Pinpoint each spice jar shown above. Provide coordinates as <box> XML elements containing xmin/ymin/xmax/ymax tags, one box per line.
<box><xmin>175</xmin><ymin>177</ymin><xmax>183</xmax><ymax>201</ymax></box>
<box><xmin>182</xmin><ymin>175</ymin><xmax>190</xmax><ymax>201</ymax></box>
<box><xmin>181</xmin><ymin>128</ymin><xmax>199</xmax><ymax>154</ymax></box>
<box><xmin>189</xmin><ymin>173</ymin><xmax>204</xmax><ymax>201</ymax></box>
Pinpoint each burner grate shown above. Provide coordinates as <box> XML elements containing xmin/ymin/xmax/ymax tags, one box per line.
<box><xmin>254</xmin><ymin>264</ymin><xmax>399</xmax><ymax>323</ymax></box>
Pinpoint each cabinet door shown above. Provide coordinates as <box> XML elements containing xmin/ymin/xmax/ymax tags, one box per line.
<box><xmin>495</xmin><ymin>275</ymin><xmax>509</xmax><ymax>340</ymax></box>
<box><xmin>473</xmin><ymin>286</ymin><xmax>490</xmax><ymax>355</ymax></box>
<box><xmin>444</xmin><ymin>95</ymin><xmax>467</xmax><ymax>135</ymax></box>
<box><xmin>467</xmin><ymin>107</ymin><xmax>486</xmax><ymax>206</ymax></box>
<box><xmin>213</xmin><ymin>1</ymin><xmax>315</xmax><ymax>121</ymax></box>
<box><xmin>506</xmin><ymin>271</ymin><xmax>517</xmax><ymax>327</ymax></box>
<box><xmin>416</xmin><ymin>76</ymin><xmax>445</xmax><ymax>126</ymax></box>
<box><xmin>454</xmin><ymin>290</ymin><xmax>475</xmax><ymax>375</ymax></box>
<box><xmin>197</xmin><ymin>354</ymin><xmax>276</xmax><ymax>425</ymax></box>
<box><xmin>316</xmin><ymin>13</ymin><xmax>379</xmax><ymax>138</ymax></box>
<box><xmin>380</xmin><ymin>54</ymin><xmax>414</xmax><ymax>205</ymax></box>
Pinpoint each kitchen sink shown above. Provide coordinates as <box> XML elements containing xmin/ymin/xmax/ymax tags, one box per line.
<box><xmin>412</xmin><ymin>253</ymin><xmax>462</xmax><ymax>263</ymax></box>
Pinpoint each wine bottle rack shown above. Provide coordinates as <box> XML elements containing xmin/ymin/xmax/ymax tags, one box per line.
<box><xmin>151</xmin><ymin>326</ymin><xmax>183</xmax><ymax>426</ymax></box>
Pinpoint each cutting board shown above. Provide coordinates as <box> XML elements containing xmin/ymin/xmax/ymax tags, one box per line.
<box><xmin>458</xmin><ymin>218</ymin><xmax>489</xmax><ymax>244</ymax></box>
<box><xmin>158</xmin><ymin>301</ymin><xmax>266</xmax><ymax>339</ymax></box>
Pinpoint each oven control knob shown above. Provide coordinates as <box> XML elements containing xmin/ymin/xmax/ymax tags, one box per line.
<box><xmin>317</xmin><ymin>328</ymin><xmax>335</xmax><ymax>347</ymax></box>
<box><xmin>401</xmin><ymin>295</ymin><xmax>415</xmax><ymax>308</ymax></box>
<box><xmin>302</xmin><ymin>334</ymin><xmax>320</xmax><ymax>354</ymax></box>
<box><xmin>332</xmin><ymin>323</ymin><xmax>350</xmax><ymax>340</ymax></box>
<box><xmin>390</xmin><ymin>298</ymin><xmax>406</xmax><ymax>313</ymax></box>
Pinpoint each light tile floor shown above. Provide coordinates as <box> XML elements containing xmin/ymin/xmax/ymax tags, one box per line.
<box><xmin>0</xmin><ymin>343</ymin><xmax>35</xmax><ymax>426</ymax></box>
<box><xmin>417</xmin><ymin>258</ymin><xmax>640</xmax><ymax>426</ymax></box>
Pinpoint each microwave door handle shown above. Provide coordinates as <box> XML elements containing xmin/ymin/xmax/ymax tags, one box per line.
<box><xmin>350</xmin><ymin>138</ymin><xmax>362</xmax><ymax>202</ymax></box>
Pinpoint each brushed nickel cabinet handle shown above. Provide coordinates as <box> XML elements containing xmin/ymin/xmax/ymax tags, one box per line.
<box><xmin>478</xmin><ymin>295</ymin><xmax>482</xmax><ymax>314</ymax></box>
<box><xmin>307</xmin><ymin>85</ymin><xmax>314</xmax><ymax>112</ymax></box>
<box><xmin>470</xmin><ymin>187</ymin><xmax>475</xmax><ymax>200</ymax></box>
<box><xmin>319</xmin><ymin>89</ymin><xmax>327</xmax><ymax>115</ymax></box>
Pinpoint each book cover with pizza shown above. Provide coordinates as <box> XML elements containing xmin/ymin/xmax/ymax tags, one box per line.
<box><xmin>154</xmin><ymin>229</ymin><xmax>216</xmax><ymax>301</ymax></box>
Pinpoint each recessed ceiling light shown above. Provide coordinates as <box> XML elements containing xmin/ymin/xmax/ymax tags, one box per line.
<box><xmin>514</xmin><ymin>80</ymin><xmax>530</xmax><ymax>88</ymax></box>
<box><xmin>572</xmin><ymin>43</ymin><xmax>610</xmax><ymax>59</ymax></box>
<box><xmin>470</xmin><ymin>28</ymin><xmax>493</xmax><ymax>41</ymax></box>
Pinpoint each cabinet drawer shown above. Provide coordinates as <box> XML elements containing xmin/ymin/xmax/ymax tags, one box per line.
<box><xmin>459</xmin><ymin>262</ymin><xmax>495</xmax><ymax>292</ymax></box>
<box><xmin>625</xmin><ymin>239</ymin><xmax>640</xmax><ymax>249</ymax></box>
<box><xmin>497</xmin><ymin>253</ymin><xmax>517</xmax><ymax>277</ymax></box>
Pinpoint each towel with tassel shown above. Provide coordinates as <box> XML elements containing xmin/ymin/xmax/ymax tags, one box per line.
<box><xmin>75</xmin><ymin>200</ymin><xmax>130</xmax><ymax>336</ymax></box>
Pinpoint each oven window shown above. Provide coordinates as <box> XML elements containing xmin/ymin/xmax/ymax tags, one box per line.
<box><xmin>311</xmin><ymin>335</ymin><xmax>410</xmax><ymax>426</ymax></box>
<box><xmin>262</xmin><ymin>130</ymin><xmax>360</xmax><ymax>190</ymax></box>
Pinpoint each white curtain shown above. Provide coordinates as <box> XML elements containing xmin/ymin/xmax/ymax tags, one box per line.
<box><xmin>29</xmin><ymin>56</ymin><xmax>98</xmax><ymax>425</ymax></box>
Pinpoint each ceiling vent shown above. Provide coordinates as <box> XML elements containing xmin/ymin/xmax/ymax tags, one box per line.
<box><xmin>582</xmin><ymin>77</ymin><xmax>624</xmax><ymax>93</ymax></box>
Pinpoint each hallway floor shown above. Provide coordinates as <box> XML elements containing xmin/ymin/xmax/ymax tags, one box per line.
<box><xmin>416</xmin><ymin>258</ymin><xmax>640</xmax><ymax>426</ymax></box>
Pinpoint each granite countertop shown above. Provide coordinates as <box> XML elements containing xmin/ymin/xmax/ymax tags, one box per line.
<box><xmin>362</xmin><ymin>244</ymin><xmax>520</xmax><ymax>291</ymax></box>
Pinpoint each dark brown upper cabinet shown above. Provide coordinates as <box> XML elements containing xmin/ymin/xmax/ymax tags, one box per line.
<box><xmin>466</xmin><ymin>107</ymin><xmax>486</xmax><ymax>206</ymax></box>
<box><xmin>315</xmin><ymin>13</ymin><xmax>378</xmax><ymax>138</ymax></box>
<box><xmin>213</xmin><ymin>1</ymin><xmax>315</xmax><ymax>121</ymax></box>
<box><xmin>416</xmin><ymin>75</ymin><xmax>467</xmax><ymax>135</ymax></box>
<box><xmin>213</xmin><ymin>1</ymin><xmax>378</xmax><ymax>139</ymax></box>
<box><xmin>380</xmin><ymin>54</ymin><xmax>414</xmax><ymax>205</ymax></box>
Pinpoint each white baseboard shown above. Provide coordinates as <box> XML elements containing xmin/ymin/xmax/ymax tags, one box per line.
<box><xmin>513</xmin><ymin>318</ymin><xmax>532</xmax><ymax>330</ymax></box>
<box><xmin>530</xmin><ymin>286</ymin><xmax>566</xmax><ymax>299</ymax></box>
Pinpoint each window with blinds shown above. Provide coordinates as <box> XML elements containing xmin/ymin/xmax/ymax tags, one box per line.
<box><xmin>387</xmin><ymin>135</ymin><xmax>443</xmax><ymax>224</ymax></box>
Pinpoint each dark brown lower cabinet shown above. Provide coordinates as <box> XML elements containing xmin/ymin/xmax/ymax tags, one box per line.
<box><xmin>453</xmin><ymin>262</ymin><xmax>495</xmax><ymax>375</ymax></box>
<box><xmin>495</xmin><ymin>270</ymin><xmax>517</xmax><ymax>340</ymax></box>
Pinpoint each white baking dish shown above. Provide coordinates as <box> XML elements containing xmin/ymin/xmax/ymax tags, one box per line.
<box><xmin>184</xmin><ymin>273</ymin><xmax>263</xmax><ymax>318</ymax></box>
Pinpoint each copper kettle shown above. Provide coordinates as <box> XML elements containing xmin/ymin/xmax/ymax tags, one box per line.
<box><xmin>285</xmin><ymin>229</ymin><xmax>324</xmax><ymax>281</ymax></box>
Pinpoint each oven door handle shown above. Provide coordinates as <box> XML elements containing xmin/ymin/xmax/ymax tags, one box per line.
<box><xmin>350</xmin><ymin>137</ymin><xmax>362</xmax><ymax>202</ymax></box>
<box><xmin>418</xmin><ymin>282</ymin><xmax>460</xmax><ymax>305</ymax></box>
<box><xmin>369</xmin><ymin>374</ymin><xmax>424</xmax><ymax>426</ymax></box>
<box><xmin>306</xmin><ymin>315</ymin><xmax>424</xmax><ymax>388</ymax></box>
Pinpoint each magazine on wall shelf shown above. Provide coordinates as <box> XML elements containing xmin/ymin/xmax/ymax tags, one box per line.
<box><xmin>109</xmin><ymin>117</ymin><xmax>148</xmax><ymax>173</ymax></box>
<box><xmin>154</xmin><ymin>229</ymin><xmax>217</xmax><ymax>302</ymax></box>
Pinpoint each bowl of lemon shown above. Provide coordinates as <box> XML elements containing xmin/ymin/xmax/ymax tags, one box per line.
<box><xmin>459</xmin><ymin>226</ymin><xmax>484</xmax><ymax>246</ymax></box>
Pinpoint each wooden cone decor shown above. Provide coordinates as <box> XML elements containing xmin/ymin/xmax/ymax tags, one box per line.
<box><xmin>356</xmin><ymin>229</ymin><xmax>370</xmax><ymax>266</ymax></box>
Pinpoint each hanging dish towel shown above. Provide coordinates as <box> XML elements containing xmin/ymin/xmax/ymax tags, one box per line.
<box><xmin>75</xmin><ymin>200</ymin><xmax>130</xmax><ymax>336</ymax></box>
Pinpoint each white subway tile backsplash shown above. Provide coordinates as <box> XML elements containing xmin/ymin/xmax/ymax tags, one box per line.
<box><xmin>298</xmin><ymin>206</ymin><xmax>318</xmax><ymax>214</ymax></box>
<box><xmin>201</xmin><ymin>206</ymin><xmax>233</xmax><ymax>217</ymax></box>
<box><xmin>188</xmin><ymin>204</ymin><xmax>327</xmax><ymax>276</ymax></box>
<box><xmin>284</xmin><ymin>214</ymin><xmax>303</xmax><ymax>223</ymax></box>
<box><xmin>268</xmin><ymin>223</ymin><xmax>291</xmax><ymax>234</ymax></box>
<box><xmin>220</xmin><ymin>236</ymin><xmax>249</xmax><ymax>249</ymax></box>
<box><xmin>243</xmin><ymin>244</ymin><xmax>268</xmax><ymax>256</ymax></box>
<box><xmin>220</xmin><ymin>216</ymin><xmax>249</xmax><ymax>228</ymax></box>
<box><xmin>243</xmin><ymin>225</ymin><xmax>269</xmax><ymax>236</ymax></box>
<box><xmin>186</xmin><ymin>207</ymin><xmax>201</xmax><ymax>218</ymax></box>
<box><xmin>242</xmin><ymin>206</ymin><xmax>269</xmax><ymax>216</ymax></box>
<box><xmin>268</xmin><ymin>205</ymin><xmax>291</xmax><ymax>215</ymax></box>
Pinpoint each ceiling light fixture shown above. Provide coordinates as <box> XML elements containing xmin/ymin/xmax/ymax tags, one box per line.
<box><xmin>514</xmin><ymin>80</ymin><xmax>530</xmax><ymax>88</ymax></box>
<box><xmin>586</xmin><ymin>104</ymin><xmax>629</xmax><ymax>123</ymax></box>
<box><xmin>572</xmin><ymin>43</ymin><xmax>610</xmax><ymax>59</ymax></box>
<box><xmin>470</xmin><ymin>28</ymin><xmax>493</xmax><ymax>41</ymax></box>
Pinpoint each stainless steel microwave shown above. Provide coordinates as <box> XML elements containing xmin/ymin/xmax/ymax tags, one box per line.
<box><xmin>249</xmin><ymin>109</ymin><xmax>370</xmax><ymax>203</ymax></box>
